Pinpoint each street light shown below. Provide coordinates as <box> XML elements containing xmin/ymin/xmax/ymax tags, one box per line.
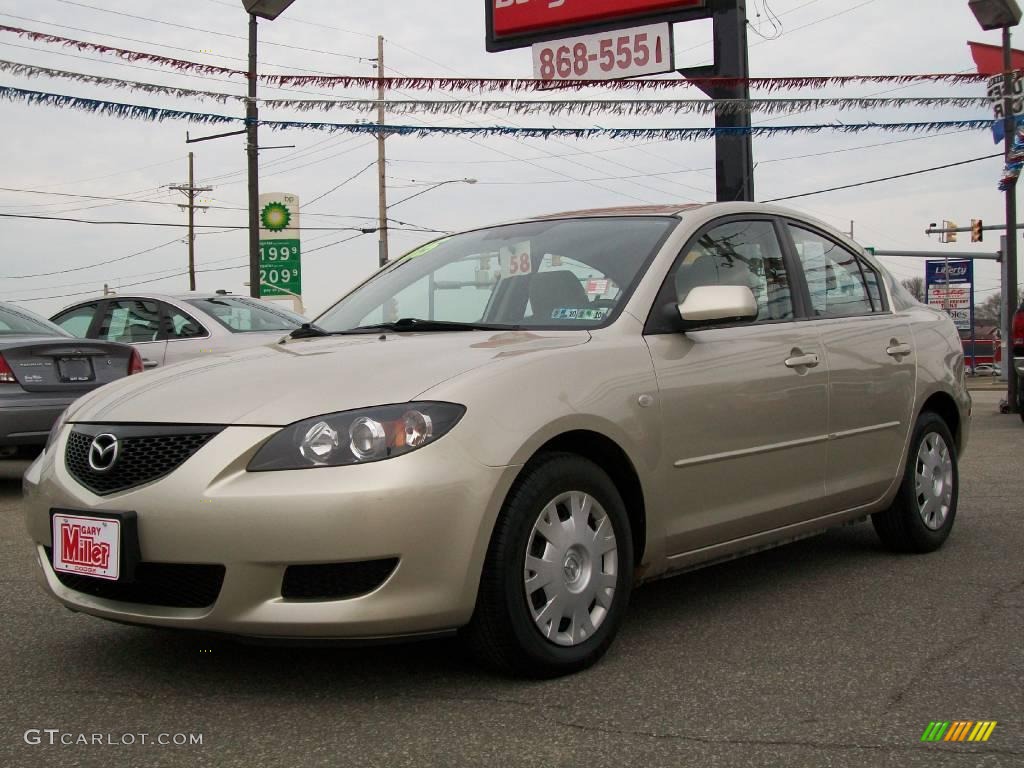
<box><xmin>240</xmin><ymin>0</ymin><xmax>296</xmax><ymax>299</ymax></box>
<box><xmin>970</xmin><ymin>0</ymin><xmax>1021</xmax><ymax>413</ymax></box>
<box><xmin>389</xmin><ymin>178</ymin><xmax>479</xmax><ymax>210</ymax></box>
<box><xmin>969</xmin><ymin>0</ymin><xmax>1022</xmax><ymax>29</ymax></box>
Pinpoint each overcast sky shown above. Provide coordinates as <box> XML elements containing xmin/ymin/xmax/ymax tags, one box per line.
<box><xmin>0</xmin><ymin>0</ymin><xmax>1015</xmax><ymax>318</ymax></box>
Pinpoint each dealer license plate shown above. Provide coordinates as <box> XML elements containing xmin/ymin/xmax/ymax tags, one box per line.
<box><xmin>58</xmin><ymin>356</ymin><xmax>94</xmax><ymax>383</ymax></box>
<box><xmin>52</xmin><ymin>513</ymin><xmax>121</xmax><ymax>581</ymax></box>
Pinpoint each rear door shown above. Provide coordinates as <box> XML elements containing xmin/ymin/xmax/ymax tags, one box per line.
<box><xmin>95</xmin><ymin>298</ymin><xmax>167</xmax><ymax>368</ymax></box>
<box><xmin>161</xmin><ymin>302</ymin><xmax>211</xmax><ymax>366</ymax></box>
<box><xmin>783</xmin><ymin>222</ymin><xmax>916</xmax><ymax>509</ymax></box>
<box><xmin>644</xmin><ymin>217</ymin><xmax>830</xmax><ymax>553</ymax></box>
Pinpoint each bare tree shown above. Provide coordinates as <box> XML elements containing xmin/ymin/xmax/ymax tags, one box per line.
<box><xmin>901</xmin><ymin>277</ymin><xmax>925</xmax><ymax>303</ymax></box>
<box><xmin>976</xmin><ymin>293</ymin><xmax>1001</xmax><ymax>324</ymax></box>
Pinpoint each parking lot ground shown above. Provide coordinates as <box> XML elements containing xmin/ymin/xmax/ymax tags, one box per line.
<box><xmin>0</xmin><ymin>392</ymin><xmax>1021</xmax><ymax>768</ymax></box>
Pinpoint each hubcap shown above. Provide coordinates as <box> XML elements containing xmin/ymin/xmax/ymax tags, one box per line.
<box><xmin>915</xmin><ymin>431</ymin><xmax>954</xmax><ymax>531</ymax></box>
<box><xmin>523</xmin><ymin>491</ymin><xmax>618</xmax><ymax>647</ymax></box>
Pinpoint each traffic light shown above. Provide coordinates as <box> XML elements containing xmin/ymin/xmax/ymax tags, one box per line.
<box><xmin>947</xmin><ymin>220</ymin><xmax>957</xmax><ymax>243</ymax></box>
<box><xmin>971</xmin><ymin>219</ymin><xmax>984</xmax><ymax>243</ymax></box>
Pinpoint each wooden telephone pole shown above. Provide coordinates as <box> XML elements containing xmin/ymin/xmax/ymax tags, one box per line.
<box><xmin>169</xmin><ymin>152</ymin><xmax>212</xmax><ymax>291</ymax></box>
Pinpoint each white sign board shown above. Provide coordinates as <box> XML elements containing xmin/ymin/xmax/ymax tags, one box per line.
<box><xmin>532</xmin><ymin>22</ymin><xmax>673</xmax><ymax>82</ymax></box>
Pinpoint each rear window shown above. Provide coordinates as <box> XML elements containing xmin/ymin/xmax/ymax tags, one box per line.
<box><xmin>185</xmin><ymin>297</ymin><xmax>305</xmax><ymax>333</ymax></box>
<box><xmin>0</xmin><ymin>304</ymin><xmax>67</xmax><ymax>336</ymax></box>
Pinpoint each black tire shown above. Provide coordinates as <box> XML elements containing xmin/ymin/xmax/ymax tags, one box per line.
<box><xmin>466</xmin><ymin>452</ymin><xmax>634</xmax><ymax>678</ymax></box>
<box><xmin>872</xmin><ymin>412</ymin><xmax>958</xmax><ymax>553</ymax></box>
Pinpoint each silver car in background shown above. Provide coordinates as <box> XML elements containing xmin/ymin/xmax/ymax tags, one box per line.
<box><xmin>50</xmin><ymin>293</ymin><xmax>308</xmax><ymax>368</ymax></box>
<box><xmin>0</xmin><ymin>302</ymin><xmax>141</xmax><ymax>458</ymax></box>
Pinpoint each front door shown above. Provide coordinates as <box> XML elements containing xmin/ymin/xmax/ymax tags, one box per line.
<box><xmin>644</xmin><ymin>218</ymin><xmax>829</xmax><ymax>555</ymax></box>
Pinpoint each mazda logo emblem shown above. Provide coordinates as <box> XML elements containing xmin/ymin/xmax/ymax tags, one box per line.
<box><xmin>88</xmin><ymin>434</ymin><xmax>120</xmax><ymax>473</ymax></box>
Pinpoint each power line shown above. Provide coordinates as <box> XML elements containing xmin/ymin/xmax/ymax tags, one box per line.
<box><xmin>305</xmin><ymin>161</ymin><xmax>378</xmax><ymax>207</ymax></box>
<box><xmin>49</xmin><ymin>0</ymin><xmax>372</xmax><ymax>62</ymax></box>
<box><xmin>0</xmin><ymin>210</ymin><xmax>433</xmax><ymax>232</ymax></box>
<box><xmin>761</xmin><ymin>153</ymin><xmax>1003</xmax><ymax>203</ymax></box>
<box><xmin>12</xmin><ymin>264</ymin><xmax>248</xmax><ymax>303</ymax></box>
<box><xmin>0</xmin><ymin>237</ymin><xmax>182</xmax><ymax>279</ymax></box>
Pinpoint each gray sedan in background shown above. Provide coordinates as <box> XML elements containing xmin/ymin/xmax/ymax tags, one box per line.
<box><xmin>0</xmin><ymin>302</ymin><xmax>140</xmax><ymax>458</ymax></box>
<box><xmin>50</xmin><ymin>293</ymin><xmax>308</xmax><ymax>368</ymax></box>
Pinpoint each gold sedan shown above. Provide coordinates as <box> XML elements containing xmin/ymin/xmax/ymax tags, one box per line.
<box><xmin>23</xmin><ymin>203</ymin><xmax>970</xmax><ymax>677</ymax></box>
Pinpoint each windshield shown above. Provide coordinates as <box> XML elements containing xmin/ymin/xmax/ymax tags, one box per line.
<box><xmin>316</xmin><ymin>217</ymin><xmax>676</xmax><ymax>333</ymax></box>
<box><xmin>0</xmin><ymin>303</ymin><xmax>68</xmax><ymax>336</ymax></box>
<box><xmin>186</xmin><ymin>297</ymin><xmax>306</xmax><ymax>333</ymax></box>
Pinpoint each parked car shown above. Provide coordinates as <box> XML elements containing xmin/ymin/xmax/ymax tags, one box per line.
<box><xmin>50</xmin><ymin>293</ymin><xmax>307</xmax><ymax>368</ymax></box>
<box><xmin>1</xmin><ymin>301</ymin><xmax>141</xmax><ymax>458</ymax></box>
<box><xmin>24</xmin><ymin>203</ymin><xmax>970</xmax><ymax>677</ymax></box>
<box><xmin>968</xmin><ymin>363</ymin><xmax>997</xmax><ymax>376</ymax></box>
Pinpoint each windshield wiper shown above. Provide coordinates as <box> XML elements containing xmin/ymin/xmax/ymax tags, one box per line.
<box><xmin>335</xmin><ymin>318</ymin><xmax>512</xmax><ymax>334</ymax></box>
<box><xmin>289</xmin><ymin>323</ymin><xmax>331</xmax><ymax>339</ymax></box>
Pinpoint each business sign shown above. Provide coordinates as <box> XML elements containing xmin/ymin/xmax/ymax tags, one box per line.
<box><xmin>532</xmin><ymin>22</ymin><xmax>674</xmax><ymax>81</ymax></box>
<box><xmin>487</xmin><ymin>0</ymin><xmax>705</xmax><ymax>52</ymax></box>
<box><xmin>258</xmin><ymin>192</ymin><xmax>301</xmax><ymax>299</ymax></box>
<box><xmin>926</xmin><ymin>259</ymin><xmax>973</xmax><ymax>332</ymax></box>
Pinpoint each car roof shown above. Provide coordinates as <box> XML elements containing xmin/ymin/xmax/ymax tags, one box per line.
<box><xmin>55</xmin><ymin>293</ymin><xmax>259</xmax><ymax>309</ymax></box>
<box><xmin>525</xmin><ymin>203</ymin><xmax>709</xmax><ymax>220</ymax></box>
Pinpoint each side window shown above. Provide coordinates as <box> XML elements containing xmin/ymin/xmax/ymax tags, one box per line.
<box><xmin>788</xmin><ymin>226</ymin><xmax>877</xmax><ymax>317</ymax></box>
<box><xmin>52</xmin><ymin>303</ymin><xmax>99</xmax><ymax>338</ymax></box>
<box><xmin>674</xmin><ymin>220</ymin><xmax>793</xmax><ymax>322</ymax></box>
<box><xmin>163</xmin><ymin>306</ymin><xmax>207</xmax><ymax>339</ymax></box>
<box><xmin>97</xmin><ymin>299</ymin><xmax>161</xmax><ymax>343</ymax></box>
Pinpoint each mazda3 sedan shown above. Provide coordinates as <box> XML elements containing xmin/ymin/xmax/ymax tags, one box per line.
<box><xmin>24</xmin><ymin>203</ymin><xmax>970</xmax><ymax>677</ymax></box>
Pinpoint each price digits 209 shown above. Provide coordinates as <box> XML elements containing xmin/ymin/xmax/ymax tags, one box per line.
<box><xmin>538</xmin><ymin>33</ymin><xmax>664</xmax><ymax>80</ymax></box>
<box><xmin>261</xmin><ymin>268</ymin><xmax>294</xmax><ymax>285</ymax></box>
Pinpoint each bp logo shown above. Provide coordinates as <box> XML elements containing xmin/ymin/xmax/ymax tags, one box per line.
<box><xmin>261</xmin><ymin>201</ymin><xmax>291</xmax><ymax>232</ymax></box>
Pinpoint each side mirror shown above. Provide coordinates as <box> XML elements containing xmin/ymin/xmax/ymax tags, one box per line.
<box><xmin>676</xmin><ymin>285</ymin><xmax>758</xmax><ymax>330</ymax></box>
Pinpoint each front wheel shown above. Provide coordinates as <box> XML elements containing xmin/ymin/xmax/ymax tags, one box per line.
<box><xmin>466</xmin><ymin>453</ymin><xmax>633</xmax><ymax>678</ymax></box>
<box><xmin>872</xmin><ymin>412</ymin><xmax>958</xmax><ymax>553</ymax></box>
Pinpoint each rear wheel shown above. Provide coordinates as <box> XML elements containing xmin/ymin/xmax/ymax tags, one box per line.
<box><xmin>872</xmin><ymin>412</ymin><xmax>958</xmax><ymax>553</ymax></box>
<box><xmin>467</xmin><ymin>453</ymin><xmax>633</xmax><ymax>678</ymax></box>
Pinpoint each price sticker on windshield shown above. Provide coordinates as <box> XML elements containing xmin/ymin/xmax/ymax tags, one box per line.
<box><xmin>500</xmin><ymin>242</ymin><xmax>533</xmax><ymax>276</ymax></box>
<box><xmin>532</xmin><ymin>22</ymin><xmax>674</xmax><ymax>82</ymax></box>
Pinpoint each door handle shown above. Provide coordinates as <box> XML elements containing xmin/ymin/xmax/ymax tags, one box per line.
<box><xmin>886</xmin><ymin>342</ymin><xmax>912</xmax><ymax>359</ymax></box>
<box><xmin>784</xmin><ymin>353</ymin><xmax>819</xmax><ymax>369</ymax></box>
<box><xmin>142</xmin><ymin>359</ymin><xmax>159</xmax><ymax>369</ymax></box>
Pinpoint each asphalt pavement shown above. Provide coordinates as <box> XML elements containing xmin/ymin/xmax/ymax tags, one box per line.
<box><xmin>1</xmin><ymin>392</ymin><xmax>1021</xmax><ymax>768</ymax></box>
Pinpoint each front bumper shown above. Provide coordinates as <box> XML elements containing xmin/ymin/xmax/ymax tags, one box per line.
<box><xmin>23</xmin><ymin>425</ymin><xmax>519</xmax><ymax>638</ymax></box>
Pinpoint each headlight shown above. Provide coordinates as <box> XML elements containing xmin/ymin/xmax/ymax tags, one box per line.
<box><xmin>44</xmin><ymin>407</ymin><xmax>71</xmax><ymax>453</ymax></box>
<box><xmin>247</xmin><ymin>402</ymin><xmax>465</xmax><ymax>471</ymax></box>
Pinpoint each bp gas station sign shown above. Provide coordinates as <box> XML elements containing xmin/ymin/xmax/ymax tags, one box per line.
<box><xmin>258</xmin><ymin>192</ymin><xmax>301</xmax><ymax>299</ymax></box>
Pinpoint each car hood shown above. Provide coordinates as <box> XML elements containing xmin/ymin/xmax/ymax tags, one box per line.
<box><xmin>66</xmin><ymin>330</ymin><xmax>589</xmax><ymax>426</ymax></box>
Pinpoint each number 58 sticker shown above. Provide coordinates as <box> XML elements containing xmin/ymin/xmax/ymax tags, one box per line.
<box><xmin>500</xmin><ymin>241</ymin><xmax>532</xmax><ymax>276</ymax></box>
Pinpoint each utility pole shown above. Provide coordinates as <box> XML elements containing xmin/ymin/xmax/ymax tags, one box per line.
<box><xmin>1001</xmin><ymin>26</ymin><xmax>1020</xmax><ymax>412</ymax></box>
<box><xmin>169</xmin><ymin>152</ymin><xmax>211</xmax><ymax>291</ymax></box>
<box><xmin>247</xmin><ymin>12</ymin><xmax>261</xmax><ymax>298</ymax></box>
<box><xmin>376</xmin><ymin>34</ymin><xmax>389</xmax><ymax>268</ymax></box>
